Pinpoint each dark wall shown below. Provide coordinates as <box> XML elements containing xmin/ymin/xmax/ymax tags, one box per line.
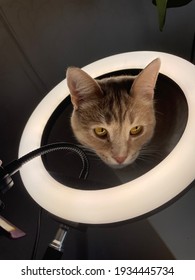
<box><xmin>0</xmin><ymin>0</ymin><xmax>194</xmax><ymax>259</ymax></box>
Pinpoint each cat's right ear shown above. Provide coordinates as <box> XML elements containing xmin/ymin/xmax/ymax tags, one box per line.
<box><xmin>131</xmin><ymin>58</ymin><xmax>161</xmax><ymax>100</ymax></box>
<box><xmin>66</xmin><ymin>67</ymin><xmax>102</xmax><ymax>110</ymax></box>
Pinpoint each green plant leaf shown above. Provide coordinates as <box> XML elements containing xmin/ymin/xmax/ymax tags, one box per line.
<box><xmin>156</xmin><ymin>0</ymin><xmax>168</xmax><ymax>31</ymax></box>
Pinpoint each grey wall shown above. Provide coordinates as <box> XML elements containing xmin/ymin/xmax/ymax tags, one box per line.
<box><xmin>0</xmin><ymin>0</ymin><xmax>195</xmax><ymax>259</ymax></box>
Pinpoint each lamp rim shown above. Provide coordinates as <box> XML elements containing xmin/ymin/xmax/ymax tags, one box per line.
<box><xmin>18</xmin><ymin>51</ymin><xmax>195</xmax><ymax>224</ymax></box>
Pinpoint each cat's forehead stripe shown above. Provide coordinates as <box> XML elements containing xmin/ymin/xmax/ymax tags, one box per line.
<box><xmin>99</xmin><ymin>81</ymin><xmax>132</xmax><ymax>124</ymax></box>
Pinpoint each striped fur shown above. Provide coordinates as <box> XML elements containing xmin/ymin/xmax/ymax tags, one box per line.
<box><xmin>66</xmin><ymin>58</ymin><xmax>161</xmax><ymax>168</ymax></box>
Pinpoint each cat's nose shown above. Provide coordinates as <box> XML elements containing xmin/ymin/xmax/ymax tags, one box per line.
<box><xmin>113</xmin><ymin>156</ymin><xmax>127</xmax><ymax>164</ymax></box>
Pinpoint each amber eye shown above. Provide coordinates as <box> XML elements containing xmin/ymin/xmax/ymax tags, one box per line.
<box><xmin>130</xmin><ymin>125</ymin><xmax>143</xmax><ymax>136</ymax></box>
<box><xmin>94</xmin><ymin>127</ymin><xmax>108</xmax><ymax>137</ymax></box>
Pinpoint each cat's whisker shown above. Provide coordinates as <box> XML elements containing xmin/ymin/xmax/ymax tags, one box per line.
<box><xmin>89</xmin><ymin>155</ymin><xmax>102</xmax><ymax>162</ymax></box>
<box><xmin>155</xmin><ymin>110</ymin><xmax>164</xmax><ymax>116</ymax></box>
<box><xmin>138</xmin><ymin>145</ymin><xmax>164</xmax><ymax>164</ymax></box>
<box><xmin>141</xmin><ymin>144</ymin><xmax>162</xmax><ymax>154</ymax></box>
<box><xmin>87</xmin><ymin>151</ymin><xmax>100</xmax><ymax>159</ymax></box>
<box><xmin>67</xmin><ymin>58</ymin><xmax>161</xmax><ymax>170</ymax></box>
<box><xmin>139</xmin><ymin>150</ymin><xmax>161</xmax><ymax>160</ymax></box>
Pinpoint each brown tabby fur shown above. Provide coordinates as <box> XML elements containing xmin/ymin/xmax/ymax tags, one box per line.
<box><xmin>66</xmin><ymin>58</ymin><xmax>161</xmax><ymax>168</ymax></box>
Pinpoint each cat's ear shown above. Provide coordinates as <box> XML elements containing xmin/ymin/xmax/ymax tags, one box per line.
<box><xmin>131</xmin><ymin>58</ymin><xmax>161</xmax><ymax>100</ymax></box>
<box><xmin>66</xmin><ymin>67</ymin><xmax>102</xmax><ymax>110</ymax></box>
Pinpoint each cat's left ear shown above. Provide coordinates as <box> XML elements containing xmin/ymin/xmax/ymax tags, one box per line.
<box><xmin>131</xmin><ymin>58</ymin><xmax>161</xmax><ymax>100</ymax></box>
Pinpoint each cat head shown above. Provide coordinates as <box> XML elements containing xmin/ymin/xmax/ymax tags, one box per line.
<box><xmin>66</xmin><ymin>58</ymin><xmax>161</xmax><ymax>168</ymax></box>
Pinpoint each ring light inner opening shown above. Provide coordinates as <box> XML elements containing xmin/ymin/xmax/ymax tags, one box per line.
<box><xmin>41</xmin><ymin>70</ymin><xmax>188</xmax><ymax>190</ymax></box>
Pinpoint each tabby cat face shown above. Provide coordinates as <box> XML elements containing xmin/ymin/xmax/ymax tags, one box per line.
<box><xmin>66</xmin><ymin>58</ymin><xmax>161</xmax><ymax>168</ymax></box>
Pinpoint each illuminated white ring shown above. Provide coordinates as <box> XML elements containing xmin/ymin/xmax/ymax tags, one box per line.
<box><xmin>19</xmin><ymin>51</ymin><xmax>195</xmax><ymax>224</ymax></box>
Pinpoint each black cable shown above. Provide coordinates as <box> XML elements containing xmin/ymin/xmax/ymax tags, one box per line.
<box><xmin>31</xmin><ymin>207</ymin><xmax>43</xmax><ymax>260</ymax></box>
<box><xmin>28</xmin><ymin>143</ymin><xmax>89</xmax><ymax>259</ymax></box>
<box><xmin>0</xmin><ymin>142</ymin><xmax>89</xmax><ymax>259</ymax></box>
<box><xmin>4</xmin><ymin>142</ymin><xmax>89</xmax><ymax>180</ymax></box>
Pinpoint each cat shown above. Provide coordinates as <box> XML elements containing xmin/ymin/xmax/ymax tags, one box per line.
<box><xmin>66</xmin><ymin>58</ymin><xmax>161</xmax><ymax>168</ymax></box>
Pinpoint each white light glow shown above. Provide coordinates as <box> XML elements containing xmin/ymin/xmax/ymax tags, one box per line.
<box><xmin>19</xmin><ymin>51</ymin><xmax>195</xmax><ymax>224</ymax></box>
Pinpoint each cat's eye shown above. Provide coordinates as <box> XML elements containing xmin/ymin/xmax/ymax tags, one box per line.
<box><xmin>130</xmin><ymin>125</ymin><xmax>143</xmax><ymax>136</ymax></box>
<box><xmin>94</xmin><ymin>127</ymin><xmax>108</xmax><ymax>137</ymax></box>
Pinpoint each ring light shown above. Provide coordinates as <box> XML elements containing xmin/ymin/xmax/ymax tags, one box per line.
<box><xmin>19</xmin><ymin>51</ymin><xmax>195</xmax><ymax>224</ymax></box>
